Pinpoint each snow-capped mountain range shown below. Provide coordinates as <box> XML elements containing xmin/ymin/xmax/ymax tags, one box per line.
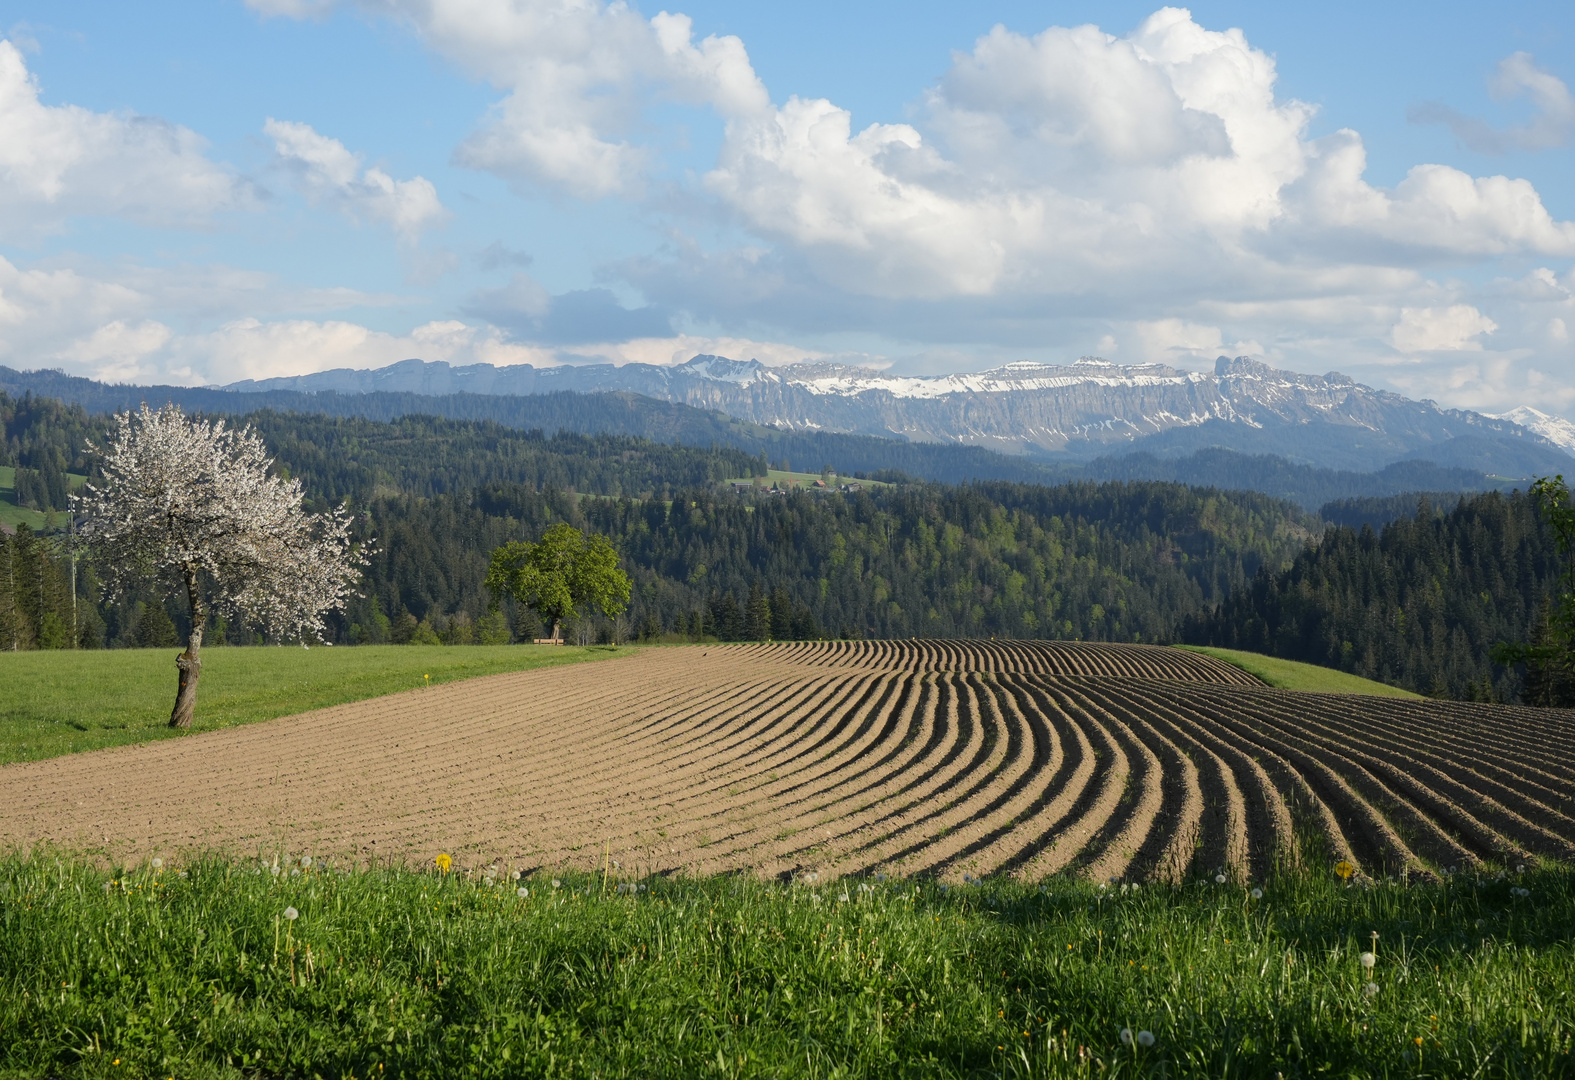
<box><xmin>1488</xmin><ymin>407</ymin><xmax>1575</xmax><ymax>456</ymax></box>
<box><xmin>223</xmin><ymin>354</ymin><xmax>1575</xmax><ymax>473</ymax></box>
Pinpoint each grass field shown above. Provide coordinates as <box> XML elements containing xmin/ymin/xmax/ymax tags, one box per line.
<box><xmin>0</xmin><ymin>465</ymin><xmax>79</xmax><ymax>533</ymax></box>
<box><xmin>1179</xmin><ymin>645</ymin><xmax>1424</xmax><ymax>698</ymax></box>
<box><xmin>0</xmin><ymin>644</ymin><xmax>633</xmax><ymax>766</ymax></box>
<box><xmin>720</xmin><ymin>468</ymin><xmax>893</xmax><ymax>491</ymax></box>
<box><xmin>0</xmin><ymin>855</ymin><xmax>1568</xmax><ymax>1079</ymax></box>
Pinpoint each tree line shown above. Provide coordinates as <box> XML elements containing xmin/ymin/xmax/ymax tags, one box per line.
<box><xmin>1189</xmin><ymin>491</ymin><xmax>1568</xmax><ymax>701</ymax></box>
<box><xmin>5</xmin><ymin>387</ymin><xmax>1572</xmax><ymax>704</ymax></box>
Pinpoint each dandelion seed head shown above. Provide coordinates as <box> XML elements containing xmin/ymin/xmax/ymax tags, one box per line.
<box><xmin>551</xmin><ymin>879</ymin><xmax>561</xmax><ymax>889</ymax></box>
<box><xmin>300</xmin><ymin>856</ymin><xmax>311</xmax><ymax>868</ymax></box>
<box><xmin>150</xmin><ymin>858</ymin><xmax>163</xmax><ymax>870</ymax></box>
<box><xmin>1364</xmin><ymin>982</ymin><xmax>1379</xmax><ymax>997</ymax></box>
<box><xmin>283</xmin><ymin>906</ymin><xmax>298</xmax><ymax>921</ymax></box>
<box><xmin>1251</xmin><ymin>887</ymin><xmax>1263</xmax><ymax>899</ymax></box>
<box><xmin>1119</xmin><ymin>1028</ymin><xmax>1134</xmax><ymax>1046</ymax></box>
<box><xmin>1214</xmin><ymin>873</ymin><xmax>1226</xmax><ymax>884</ymax></box>
<box><xmin>1359</xmin><ymin>952</ymin><xmax>1376</xmax><ymax>969</ymax></box>
<box><xmin>1136</xmin><ymin>1030</ymin><xmax>1155</xmax><ymax>1047</ymax></box>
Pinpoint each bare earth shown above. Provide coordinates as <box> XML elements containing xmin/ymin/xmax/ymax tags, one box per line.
<box><xmin>4</xmin><ymin>640</ymin><xmax>1573</xmax><ymax>882</ymax></box>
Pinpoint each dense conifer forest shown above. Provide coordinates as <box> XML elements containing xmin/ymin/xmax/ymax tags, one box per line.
<box><xmin>1193</xmin><ymin>492</ymin><xmax>1566</xmax><ymax>701</ymax></box>
<box><xmin>2</xmin><ymin>389</ymin><xmax>1570</xmax><ymax>703</ymax></box>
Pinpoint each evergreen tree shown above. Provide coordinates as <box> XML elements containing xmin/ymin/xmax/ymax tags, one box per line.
<box><xmin>745</xmin><ymin>582</ymin><xmax>771</xmax><ymax>641</ymax></box>
<box><xmin>135</xmin><ymin>603</ymin><xmax>179</xmax><ymax>648</ymax></box>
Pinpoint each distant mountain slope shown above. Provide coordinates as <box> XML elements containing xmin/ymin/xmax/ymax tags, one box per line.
<box><xmin>0</xmin><ymin>366</ymin><xmax>1525</xmax><ymax>508</ymax></box>
<box><xmin>1488</xmin><ymin>406</ymin><xmax>1575</xmax><ymax>457</ymax></box>
<box><xmin>217</xmin><ymin>353</ymin><xmax>1571</xmax><ymax>475</ymax></box>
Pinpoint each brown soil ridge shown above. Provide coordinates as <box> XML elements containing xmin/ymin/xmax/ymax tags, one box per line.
<box><xmin>3</xmin><ymin>641</ymin><xmax>1571</xmax><ymax>882</ymax></box>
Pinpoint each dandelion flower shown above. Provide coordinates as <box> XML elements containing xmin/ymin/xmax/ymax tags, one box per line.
<box><xmin>517</xmin><ymin>886</ymin><xmax>529</xmax><ymax>898</ymax></box>
<box><xmin>434</xmin><ymin>853</ymin><xmax>452</xmax><ymax>873</ymax></box>
<box><xmin>1251</xmin><ymin>887</ymin><xmax>1263</xmax><ymax>900</ymax></box>
<box><xmin>1137</xmin><ymin>1030</ymin><xmax>1155</xmax><ymax>1048</ymax></box>
<box><xmin>1364</xmin><ymin>982</ymin><xmax>1379</xmax><ymax>997</ymax></box>
<box><xmin>1359</xmin><ymin>952</ymin><xmax>1376</xmax><ymax>970</ymax></box>
<box><xmin>283</xmin><ymin>906</ymin><xmax>298</xmax><ymax>921</ymax></box>
<box><xmin>1119</xmin><ymin>1028</ymin><xmax>1134</xmax><ymax>1046</ymax></box>
<box><xmin>150</xmin><ymin>858</ymin><xmax>163</xmax><ymax>870</ymax></box>
<box><xmin>1334</xmin><ymin>860</ymin><xmax>1356</xmax><ymax>880</ymax></box>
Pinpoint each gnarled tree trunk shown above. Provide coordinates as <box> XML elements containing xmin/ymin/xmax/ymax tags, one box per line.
<box><xmin>170</xmin><ymin>570</ymin><xmax>207</xmax><ymax>729</ymax></box>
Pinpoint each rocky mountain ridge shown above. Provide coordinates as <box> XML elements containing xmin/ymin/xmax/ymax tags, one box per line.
<box><xmin>223</xmin><ymin>353</ymin><xmax>1571</xmax><ymax>473</ymax></box>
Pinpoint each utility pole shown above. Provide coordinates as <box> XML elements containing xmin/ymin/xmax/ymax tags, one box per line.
<box><xmin>69</xmin><ymin>515</ymin><xmax>79</xmax><ymax>649</ymax></box>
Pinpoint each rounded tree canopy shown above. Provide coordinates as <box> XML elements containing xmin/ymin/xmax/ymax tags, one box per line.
<box><xmin>486</xmin><ymin>524</ymin><xmax>631</xmax><ymax>636</ymax></box>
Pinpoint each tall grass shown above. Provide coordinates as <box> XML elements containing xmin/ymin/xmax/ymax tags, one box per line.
<box><xmin>1</xmin><ymin>854</ymin><xmax>1569</xmax><ymax>1078</ymax></box>
<box><xmin>0</xmin><ymin>644</ymin><xmax>633</xmax><ymax>765</ymax></box>
<box><xmin>1179</xmin><ymin>645</ymin><xmax>1423</xmax><ymax>698</ymax></box>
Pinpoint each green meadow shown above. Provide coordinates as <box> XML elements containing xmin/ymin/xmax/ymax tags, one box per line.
<box><xmin>1179</xmin><ymin>645</ymin><xmax>1425</xmax><ymax>699</ymax></box>
<box><xmin>0</xmin><ymin>644</ymin><xmax>632</xmax><ymax>766</ymax></box>
<box><xmin>0</xmin><ymin>856</ymin><xmax>1569</xmax><ymax>1079</ymax></box>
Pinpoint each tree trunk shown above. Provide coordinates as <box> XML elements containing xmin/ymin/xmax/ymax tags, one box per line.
<box><xmin>170</xmin><ymin>571</ymin><xmax>207</xmax><ymax>729</ymax></box>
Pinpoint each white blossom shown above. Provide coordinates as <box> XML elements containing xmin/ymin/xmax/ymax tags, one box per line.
<box><xmin>74</xmin><ymin>403</ymin><xmax>369</xmax><ymax>646</ymax></box>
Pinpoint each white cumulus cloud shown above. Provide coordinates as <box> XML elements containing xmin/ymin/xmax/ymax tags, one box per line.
<box><xmin>1410</xmin><ymin>52</ymin><xmax>1575</xmax><ymax>154</ymax></box>
<box><xmin>0</xmin><ymin>40</ymin><xmax>252</xmax><ymax>238</ymax></box>
<box><xmin>266</xmin><ymin>118</ymin><xmax>447</xmax><ymax>239</ymax></box>
<box><xmin>1391</xmin><ymin>305</ymin><xmax>1499</xmax><ymax>353</ymax></box>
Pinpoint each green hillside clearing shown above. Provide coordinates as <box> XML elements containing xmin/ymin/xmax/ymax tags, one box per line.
<box><xmin>0</xmin><ymin>643</ymin><xmax>632</xmax><ymax>765</ymax></box>
<box><xmin>1179</xmin><ymin>645</ymin><xmax>1423</xmax><ymax>698</ymax></box>
<box><xmin>0</xmin><ymin>465</ymin><xmax>87</xmax><ymax>532</ymax></box>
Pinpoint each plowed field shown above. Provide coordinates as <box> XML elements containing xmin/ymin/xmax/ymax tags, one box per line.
<box><xmin>3</xmin><ymin>640</ymin><xmax>1572</xmax><ymax>882</ymax></box>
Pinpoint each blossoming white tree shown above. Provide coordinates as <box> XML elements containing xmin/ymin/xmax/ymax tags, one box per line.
<box><xmin>73</xmin><ymin>404</ymin><xmax>370</xmax><ymax>728</ymax></box>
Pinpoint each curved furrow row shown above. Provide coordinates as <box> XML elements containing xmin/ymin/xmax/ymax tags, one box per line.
<box><xmin>5</xmin><ymin>641</ymin><xmax>1574</xmax><ymax>882</ymax></box>
<box><xmin>1241</xmin><ymin>695</ymin><xmax>1531</xmax><ymax>867</ymax></box>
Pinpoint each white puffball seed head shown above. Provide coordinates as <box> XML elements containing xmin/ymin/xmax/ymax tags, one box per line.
<box><xmin>1137</xmin><ymin>1030</ymin><xmax>1155</xmax><ymax>1048</ymax></box>
<box><xmin>1214</xmin><ymin>873</ymin><xmax>1226</xmax><ymax>884</ymax></box>
<box><xmin>1364</xmin><ymin>982</ymin><xmax>1379</xmax><ymax>997</ymax></box>
<box><xmin>1251</xmin><ymin>887</ymin><xmax>1263</xmax><ymax>899</ymax></box>
<box><xmin>1359</xmin><ymin>952</ymin><xmax>1376</xmax><ymax>969</ymax></box>
<box><xmin>150</xmin><ymin>858</ymin><xmax>163</xmax><ymax>869</ymax></box>
<box><xmin>1119</xmin><ymin>1028</ymin><xmax>1134</xmax><ymax>1046</ymax></box>
<box><xmin>517</xmin><ymin>887</ymin><xmax>529</xmax><ymax>898</ymax></box>
<box><xmin>283</xmin><ymin>906</ymin><xmax>298</xmax><ymax>921</ymax></box>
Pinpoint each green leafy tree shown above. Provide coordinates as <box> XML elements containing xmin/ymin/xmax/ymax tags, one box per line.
<box><xmin>486</xmin><ymin>524</ymin><xmax>631</xmax><ymax>643</ymax></box>
<box><xmin>1492</xmin><ymin>475</ymin><xmax>1575</xmax><ymax>706</ymax></box>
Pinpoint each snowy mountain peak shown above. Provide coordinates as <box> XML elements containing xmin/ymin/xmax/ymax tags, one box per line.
<box><xmin>1490</xmin><ymin>406</ymin><xmax>1575</xmax><ymax>457</ymax></box>
<box><xmin>674</xmin><ymin>355</ymin><xmax>768</xmax><ymax>384</ymax></box>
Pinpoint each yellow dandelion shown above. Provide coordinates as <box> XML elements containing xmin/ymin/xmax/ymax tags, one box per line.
<box><xmin>435</xmin><ymin>853</ymin><xmax>452</xmax><ymax>872</ymax></box>
<box><xmin>1334</xmin><ymin>860</ymin><xmax>1356</xmax><ymax>880</ymax></box>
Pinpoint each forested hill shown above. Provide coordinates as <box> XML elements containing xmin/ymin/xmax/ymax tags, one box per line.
<box><xmin>1194</xmin><ymin>491</ymin><xmax>1565</xmax><ymax>701</ymax></box>
<box><xmin>346</xmin><ymin>480</ymin><xmax>1318</xmax><ymax>650</ymax></box>
<box><xmin>5</xmin><ymin>387</ymin><xmax>1567</xmax><ymax>705</ymax></box>
<box><xmin>1</xmin><ymin>371</ymin><xmax>1509</xmax><ymax>507</ymax></box>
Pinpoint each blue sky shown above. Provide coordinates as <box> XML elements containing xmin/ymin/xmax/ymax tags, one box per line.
<box><xmin>2</xmin><ymin>1</ymin><xmax>1573</xmax><ymax>419</ymax></box>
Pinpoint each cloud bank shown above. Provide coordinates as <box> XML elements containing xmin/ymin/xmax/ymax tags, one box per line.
<box><xmin>5</xmin><ymin>6</ymin><xmax>1575</xmax><ymax>418</ymax></box>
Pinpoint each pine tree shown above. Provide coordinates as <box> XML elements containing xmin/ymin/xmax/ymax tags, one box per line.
<box><xmin>745</xmin><ymin>581</ymin><xmax>771</xmax><ymax>641</ymax></box>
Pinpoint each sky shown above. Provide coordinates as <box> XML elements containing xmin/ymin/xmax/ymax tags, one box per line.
<box><xmin>2</xmin><ymin>1</ymin><xmax>1573</xmax><ymax>420</ymax></box>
